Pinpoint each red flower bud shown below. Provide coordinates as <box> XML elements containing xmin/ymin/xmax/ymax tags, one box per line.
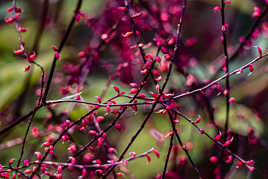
<box><xmin>130</xmin><ymin>88</ymin><xmax>138</xmax><ymax>94</ymax></box>
<box><xmin>195</xmin><ymin>115</ymin><xmax>201</xmax><ymax>124</ymax></box>
<box><xmin>113</xmin><ymin>85</ymin><xmax>120</xmax><ymax>92</ymax></box>
<box><xmin>229</xmin><ymin>97</ymin><xmax>235</xmax><ymax>103</ymax></box>
<box><xmin>209</xmin><ymin>156</ymin><xmax>218</xmax><ymax>163</ymax></box>
<box><xmin>55</xmin><ymin>52</ymin><xmax>60</xmax><ymax>60</ymax></box>
<box><xmin>14</xmin><ymin>49</ymin><xmax>24</xmax><ymax>55</ymax></box>
<box><xmin>257</xmin><ymin>46</ymin><xmax>262</xmax><ymax>57</ymax></box>
<box><xmin>122</xmin><ymin>31</ymin><xmax>133</xmax><ymax>38</ymax></box>
<box><xmin>248</xmin><ymin>64</ymin><xmax>254</xmax><ymax>72</ymax></box>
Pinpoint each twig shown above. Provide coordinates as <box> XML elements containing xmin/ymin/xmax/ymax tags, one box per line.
<box><xmin>102</xmin><ymin>36</ymin><xmax>173</xmax><ymax>179</ymax></box>
<box><xmin>30</xmin><ymin>108</ymin><xmax>94</xmax><ymax>177</ymax></box>
<box><xmin>166</xmin><ymin>111</ymin><xmax>201</xmax><ymax>179</ymax></box>
<box><xmin>42</xmin><ymin>0</ymin><xmax>83</xmax><ymax>103</ymax></box>
<box><xmin>220</xmin><ymin>0</ymin><xmax>230</xmax><ymax>137</ymax></box>
<box><xmin>46</xmin><ymin>99</ymin><xmax>152</xmax><ymax>107</ymax></box>
<box><xmin>73</xmin><ymin>47</ymin><xmax>161</xmax><ymax>158</ymax></box>
<box><xmin>170</xmin><ymin>108</ymin><xmax>248</xmax><ymax>164</ymax></box>
<box><xmin>162</xmin><ymin>131</ymin><xmax>174</xmax><ymax>179</ymax></box>
<box><xmin>172</xmin><ymin>53</ymin><xmax>268</xmax><ymax>100</ymax></box>
<box><xmin>0</xmin><ymin>106</ymin><xmax>41</xmax><ymax>137</ymax></box>
<box><xmin>212</xmin><ymin>6</ymin><xmax>268</xmax><ymax>78</ymax></box>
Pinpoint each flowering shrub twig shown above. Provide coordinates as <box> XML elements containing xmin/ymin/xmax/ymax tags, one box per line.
<box><xmin>1</xmin><ymin>0</ymin><xmax>268</xmax><ymax>178</ymax></box>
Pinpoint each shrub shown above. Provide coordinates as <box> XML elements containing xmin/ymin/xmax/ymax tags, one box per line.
<box><xmin>0</xmin><ymin>0</ymin><xmax>268</xmax><ymax>178</ymax></box>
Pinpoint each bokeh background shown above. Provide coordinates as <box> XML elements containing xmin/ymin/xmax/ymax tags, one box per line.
<box><xmin>0</xmin><ymin>0</ymin><xmax>268</xmax><ymax>178</ymax></box>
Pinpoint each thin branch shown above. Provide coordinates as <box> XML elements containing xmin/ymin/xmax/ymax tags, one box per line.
<box><xmin>170</xmin><ymin>108</ymin><xmax>248</xmax><ymax>164</ymax></box>
<box><xmin>42</xmin><ymin>0</ymin><xmax>83</xmax><ymax>103</ymax></box>
<box><xmin>102</xmin><ymin>41</ymin><xmax>173</xmax><ymax>179</ymax></box>
<box><xmin>102</xmin><ymin>97</ymin><xmax>159</xmax><ymax>178</ymax></box>
<box><xmin>32</xmin><ymin>148</ymin><xmax>156</xmax><ymax>169</ymax></box>
<box><xmin>16</xmin><ymin>108</ymin><xmax>37</xmax><ymax>167</ymax></box>
<box><xmin>73</xmin><ymin>47</ymin><xmax>161</xmax><ymax>158</ymax></box>
<box><xmin>162</xmin><ymin>132</ymin><xmax>174</xmax><ymax>179</ymax></box>
<box><xmin>0</xmin><ymin>106</ymin><xmax>41</xmax><ymax>137</ymax></box>
<box><xmin>16</xmin><ymin>63</ymin><xmax>45</xmax><ymax>167</ymax></box>
<box><xmin>124</xmin><ymin>0</ymin><xmax>158</xmax><ymax>85</ymax></box>
<box><xmin>46</xmin><ymin>99</ymin><xmax>152</xmax><ymax>107</ymax></box>
<box><xmin>220</xmin><ymin>0</ymin><xmax>230</xmax><ymax>137</ymax></box>
<box><xmin>30</xmin><ymin>108</ymin><xmax>94</xmax><ymax>177</ymax></box>
<box><xmin>172</xmin><ymin>53</ymin><xmax>268</xmax><ymax>100</ymax></box>
<box><xmin>166</xmin><ymin>111</ymin><xmax>201</xmax><ymax>179</ymax></box>
<box><xmin>30</xmin><ymin>93</ymin><xmax>126</xmax><ymax>177</ymax></box>
<box><xmin>212</xmin><ymin>6</ymin><xmax>268</xmax><ymax>78</ymax></box>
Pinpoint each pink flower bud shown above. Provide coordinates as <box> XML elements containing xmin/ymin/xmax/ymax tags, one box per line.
<box><xmin>223</xmin><ymin>89</ymin><xmax>229</xmax><ymax>96</ymax></box>
<box><xmin>195</xmin><ymin>115</ymin><xmax>201</xmax><ymax>124</ymax></box>
<box><xmin>224</xmin><ymin>138</ymin><xmax>233</xmax><ymax>146</ymax></box>
<box><xmin>145</xmin><ymin>54</ymin><xmax>153</xmax><ymax>60</ymax></box>
<box><xmin>209</xmin><ymin>156</ymin><xmax>218</xmax><ymax>163</ymax></box>
<box><xmin>96</xmin><ymin>96</ymin><xmax>101</xmax><ymax>103</ymax></box>
<box><xmin>141</xmin><ymin>69</ymin><xmax>148</xmax><ymax>74</ymax></box>
<box><xmin>81</xmin><ymin>169</ymin><xmax>87</xmax><ymax>177</ymax></box>
<box><xmin>155</xmin><ymin>56</ymin><xmax>161</xmax><ymax>63</ymax></box>
<box><xmin>55</xmin><ymin>52</ymin><xmax>60</xmax><ymax>60</ymax></box>
<box><xmin>129</xmin><ymin>83</ymin><xmax>138</xmax><ymax>88</ymax></box>
<box><xmin>248</xmin><ymin>64</ymin><xmax>254</xmax><ymax>72</ymax></box>
<box><xmin>24</xmin><ymin>160</ymin><xmax>29</xmax><ymax>166</ymax></box>
<box><xmin>229</xmin><ymin>97</ymin><xmax>235</xmax><ymax>103</ymax></box>
<box><xmin>252</xmin><ymin>7</ymin><xmax>261</xmax><ymax>18</ymax></box>
<box><xmin>7</xmin><ymin>7</ymin><xmax>14</xmax><ymax>12</ymax></box>
<box><xmin>130</xmin><ymin>88</ymin><xmax>138</xmax><ymax>94</ymax></box>
<box><xmin>14</xmin><ymin>49</ymin><xmax>24</xmax><ymax>55</ymax></box>
<box><xmin>164</xmin><ymin>54</ymin><xmax>171</xmax><ymax>60</ymax></box>
<box><xmin>78</xmin><ymin>51</ymin><xmax>86</xmax><ymax>58</ymax></box>
<box><xmin>24</xmin><ymin>65</ymin><xmax>31</xmax><ymax>72</ymax></box>
<box><xmin>106</xmin><ymin>105</ymin><xmax>110</xmax><ymax>113</ymax></box>
<box><xmin>118</xmin><ymin>6</ymin><xmax>127</xmax><ymax>12</ymax></box>
<box><xmin>221</xmin><ymin>25</ymin><xmax>226</xmax><ymax>32</ymax></box>
<box><xmin>122</xmin><ymin>31</ymin><xmax>133</xmax><ymax>38</ymax></box>
<box><xmin>108</xmin><ymin>147</ymin><xmax>116</xmax><ymax>153</ymax></box>
<box><xmin>35</xmin><ymin>152</ymin><xmax>42</xmax><ymax>160</ymax></box>
<box><xmin>237</xmin><ymin>160</ymin><xmax>243</xmax><ymax>168</ymax></box>
<box><xmin>24</xmin><ymin>169</ymin><xmax>33</xmax><ymax>174</ymax></box>
<box><xmin>18</xmin><ymin>27</ymin><xmax>27</xmax><ymax>32</ymax></box>
<box><xmin>152</xmin><ymin>148</ymin><xmax>160</xmax><ymax>158</ymax></box>
<box><xmin>247</xmin><ymin>166</ymin><xmax>255</xmax><ymax>172</ymax></box>
<box><xmin>9</xmin><ymin>158</ymin><xmax>16</xmax><ymax>165</ymax></box>
<box><xmin>14</xmin><ymin>13</ymin><xmax>21</xmax><ymax>19</ymax></box>
<box><xmin>146</xmin><ymin>155</ymin><xmax>151</xmax><ymax>163</ymax></box>
<box><xmin>257</xmin><ymin>46</ymin><xmax>262</xmax><ymax>57</ymax></box>
<box><xmin>215</xmin><ymin>133</ymin><xmax>222</xmax><ymax>141</ymax></box>
<box><xmin>246</xmin><ymin>160</ymin><xmax>254</xmax><ymax>165</ymax></box>
<box><xmin>213</xmin><ymin>6</ymin><xmax>221</xmax><ymax>13</ymax></box>
<box><xmin>29</xmin><ymin>52</ymin><xmax>36</xmax><ymax>61</ymax></box>
<box><xmin>51</xmin><ymin>45</ymin><xmax>58</xmax><ymax>51</ymax></box>
<box><xmin>71</xmin><ymin>157</ymin><xmax>76</xmax><ymax>164</ymax></box>
<box><xmin>113</xmin><ymin>85</ymin><xmax>120</xmax><ymax>92</ymax></box>
<box><xmin>5</xmin><ymin>17</ymin><xmax>15</xmax><ymax>23</ymax></box>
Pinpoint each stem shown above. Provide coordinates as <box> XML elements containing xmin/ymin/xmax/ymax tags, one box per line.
<box><xmin>169</xmin><ymin>108</ymin><xmax>247</xmax><ymax>164</ymax></box>
<box><xmin>172</xmin><ymin>53</ymin><xmax>268</xmax><ymax>100</ymax></box>
<box><xmin>220</xmin><ymin>0</ymin><xmax>230</xmax><ymax>137</ymax></box>
<box><xmin>162</xmin><ymin>133</ymin><xmax>174</xmax><ymax>179</ymax></box>
<box><xmin>166</xmin><ymin>111</ymin><xmax>202</xmax><ymax>179</ymax></box>
<box><xmin>212</xmin><ymin>6</ymin><xmax>268</xmax><ymax>78</ymax></box>
<box><xmin>42</xmin><ymin>0</ymin><xmax>83</xmax><ymax>103</ymax></box>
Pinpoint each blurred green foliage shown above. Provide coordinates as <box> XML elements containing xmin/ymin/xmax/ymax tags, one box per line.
<box><xmin>0</xmin><ymin>0</ymin><xmax>268</xmax><ymax>178</ymax></box>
